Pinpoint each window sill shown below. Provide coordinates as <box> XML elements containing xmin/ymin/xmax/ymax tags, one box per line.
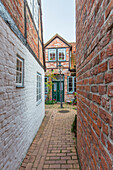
<box><xmin>48</xmin><ymin>60</ymin><xmax>56</xmax><ymax>62</ymax></box>
<box><xmin>58</xmin><ymin>60</ymin><xmax>66</xmax><ymax>62</ymax></box>
<box><xmin>67</xmin><ymin>92</ymin><xmax>73</xmax><ymax>94</ymax></box>
<box><xmin>36</xmin><ymin>99</ymin><xmax>42</xmax><ymax>106</ymax></box>
<box><xmin>16</xmin><ymin>85</ymin><xmax>24</xmax><ymax>88</ymax></box>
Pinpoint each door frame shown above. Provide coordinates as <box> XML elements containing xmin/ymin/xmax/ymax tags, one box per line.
<box><xmin>52</xmin><ymin>80</ymin><xmax>64</xmax><ymax>102</ymax></box>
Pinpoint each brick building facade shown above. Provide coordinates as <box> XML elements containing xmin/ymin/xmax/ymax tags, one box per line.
<box><xmin>76</xmin><ymin>0</ymin><xmax>113</xmax><ymax>169</ymax></box>
<box><xmin>44</xmin><ymin>34</ymin><xmax>76</xmax><ymax>103</ymax></box>
<box><xmin>0</xmin><ymin>0</ymin><xmax>45</xmax><ymax>169</ymax></box>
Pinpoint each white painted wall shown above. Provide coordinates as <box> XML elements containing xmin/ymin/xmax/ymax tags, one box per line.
<box><xmin>0</xmin><ymin>17</ymin><xmax>45</xmax><ymax>170</ymax></box>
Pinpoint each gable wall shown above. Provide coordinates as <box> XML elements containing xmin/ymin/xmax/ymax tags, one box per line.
<box><xmin>45</xmin><ymin>37</ymin><xmax>70</xmax><ymax>69</ymax></box>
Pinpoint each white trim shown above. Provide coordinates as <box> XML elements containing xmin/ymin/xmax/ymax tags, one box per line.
<box><xmin>48</xmin><ymin>49</ymin><xmax>56</xmax><ymax>61</ymax></box>
<box><xmin>58</xmin><ymin>48</ymin><xmax>66</xmax><ymax>61</ymax></box>
<box><xmin>36</xmin><ymin>73</ymin><xmax>42</xmax><ymax>104</ymax></box>
<box><xmin>16</xmin><ymin>56</ymin><xmax>24</xmax><ymax>87</ymax></box>
<box><xmin>67</xmin><ymin>76</ymin><xmax>76</xmax><ymax>94</ymax></box>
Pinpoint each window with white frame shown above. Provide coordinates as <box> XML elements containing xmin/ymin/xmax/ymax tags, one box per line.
<box><xmin>27</xmin><ymin>0</ymin><xmax>33</xmax><ymax>15</ymax></box>
<box><xmin>16</xmin><ymin>56</ymin><xmax>24</xmax><ymax>87</ymax></box>
<box><xmin>27</xmin><ymin>0</ymin><xmax>39</xmax><ymax>30</ymax></box>
<box><xmin>34</xmin><ymin>0</ymin><xmax>39</xmax><ymax>30</ymax></box>
<box><xmin>58</xmin><ymin>48</ymin><xmax>66</xmax><ymax>61</ymax></box>
<box><xmin>36</xmin><ymin>73</ymin><xmax>42</xmax><ymax>103</ymax></box>
<box><xmin>48</xmin><ymin>49</ymin><xmax>56</xmax><ymax>61</ymax></box>
<box><xmin>67</xmin><ymin>76</ymin><xmax>76</xmax><ymax>93</ymax></box>
<box><xmin>45</xmin><ymin>77</ymin><xmax>48</xmax><ymax>93</ymax></box>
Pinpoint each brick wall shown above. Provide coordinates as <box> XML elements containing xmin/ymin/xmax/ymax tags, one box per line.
<box><xmin>76</xmin><ymin>0</ymin><xmax>113</xmax><ymax>169</ymax></box>
<box><xmin>0</xmin><ymin>17</ymin><xmax>45</xmax><ymax>170</ymax></box>
<box><xmin>0</xmin><ymin>0</ymin><xmax>44</xmax><ymax>66</ymax></box>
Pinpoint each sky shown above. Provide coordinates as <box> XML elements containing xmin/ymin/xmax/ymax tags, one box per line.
<box><xmin>41</xmin><ymin>0</ymin><xmax>76</xmax><ymax>43</ymax></box>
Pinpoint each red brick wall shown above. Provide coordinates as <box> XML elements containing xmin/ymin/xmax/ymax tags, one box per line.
<box><xmin>1</xmin><ymin>0</ymin><xmax>44</xmax><ymax>66</ymax></box>
<box><xmin>76</xmin><ymin>0</ymin><xmax>113</xmax><ymax>169</ymax></box>
<box><xmin>26</xmin><ymin>7</ymin><xmax>38</xmax><ymax>58</ymax></box>
<box><xmin>1</xmin><ymin>0</ymin><xmax>24</xmax><ymax>36</ymax></box>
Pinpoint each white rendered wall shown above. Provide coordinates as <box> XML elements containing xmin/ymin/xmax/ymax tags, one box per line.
<box><xmin>0</xmin><ymin>17</ymin><xmax>45</xmax><ymax>170</ymax></box>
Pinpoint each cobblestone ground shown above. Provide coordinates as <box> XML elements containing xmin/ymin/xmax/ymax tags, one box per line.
<box><xmin>19</xmin><ymin>104</ymin><xmax>79</xmax><ymax>170</ymax></box>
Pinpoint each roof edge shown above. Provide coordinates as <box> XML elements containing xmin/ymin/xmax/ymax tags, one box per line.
<box><xmin>44</xmin><ymin>34</ymin><xmax>72</xmax><ymax>48</ymax></box>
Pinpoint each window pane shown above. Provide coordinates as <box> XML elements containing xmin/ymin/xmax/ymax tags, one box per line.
<box><xmin>50</xmin><ymin>53</ymin><xmax>55</xmax><ymax>60</ymax></box>
<box><xmin>69</xmin><ymin>87</ymin><xmax>73</xmax><ymax>92</ymax></box>
<box><xmin>34</xmin><ymin>0</ymin><xmax>38</xmax><ymax>29</ymax></box>
<box><xmin>74</xmin><ymin>77</ymin><xmax>76</xmax><ymax>92</ymax></box>
<box><xmin>45</xmin><ymin>77</ymin><xmax>48</xmax><ymax>93</ymax></box>
<box><xmin>37</xmin><ymin>74</ymin><xmax>42</xmax><ymax>102</ymax></box>
<box><xmin>27</xmin><ymin>0</ymin><xmax>33</xmax><ymax>15</ymax></box>
<box><xmin>19</xmin><ymin>73</ymin><xmax>22</xmax><ymax>83</ymax></box>
<box><xmin>20</xmin><ymin>61</ymin><xmax>22</xmax><ymax>72</ymax></box>
<box><xmin>58</xmin><ymin>49</ymin><xmax>65</xmax><ymax>61</ymax></box>
<box><xmin>49</xmin><ymin>49</ymin><xmax>56</xmax><ymax>61</ymax></box>
<box><xmin>68</xmin><ymin>77</ymin><xmax>73</xmax><ymax>93</ymax></box>
<box><xmin>16</xmin><ymin>57</ymin><xmax>23</xmax><ymax>86</ymax></box>
<box><xmin>69</xmin><ymin>77</ymin><xmax>72</xmax><ymax>83</ymax></box>
<box><xmin>17</xmin><ymin>59</ymin><xmax>19</xmax><ymax>71</ymax></box>
<box><xmin>16</xmin><ymin>71</ymin><xmax>19</xmax><ymax>83</ymax></box>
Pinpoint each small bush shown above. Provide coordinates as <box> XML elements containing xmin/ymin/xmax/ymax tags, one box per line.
<box><xmin>71</xmin><ymin>114</ymin><xmax>77</xmax><ymax>137</ymax></box>
<box><xmin>45</xmin><ymin>99</ymin><xmax>57</xmax><ymax>105</ymax></box>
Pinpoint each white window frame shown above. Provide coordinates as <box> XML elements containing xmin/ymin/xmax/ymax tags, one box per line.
<box><xmin>67</xmin><ymin>76</ymin><xmax>76</xmax><ymax>94</ymax></box>
<box><xmin>16</xmin><ymin>56</ymin><xmax>24</xmax><ymax>87</ymax></box>
<box><xmin>36</xmin><ymin>73</ymin><xmax>42</xmax><ymax>104</ymax></box>
<box><xmin>45</xmin><ymin>77</ymin><xmax>48</xmax><ymax>94</ymax></box>
<box><xmin>48</xmin><ymin>49</ymin><xmax>56</xmax><ymax>61</ymax></box>
<box><xmin>34</xmin><ymin>0</ymin><xmax>39</xmax><ymax>30</ymax></box>
<box><xmin>27</xmin><ymin>0</ymin><xmax>39</xmax><ymax>30</ymax></box>
<box><xmin>58</xmin><ymin>48</ymin><xmax>66</xmax><ymax>61</ymax></box>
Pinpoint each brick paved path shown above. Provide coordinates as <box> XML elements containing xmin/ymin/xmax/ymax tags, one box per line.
<box><xmin>19</xmin><ymin>104</ymin><xmax>79</xmax><ymax>170</ymax></box>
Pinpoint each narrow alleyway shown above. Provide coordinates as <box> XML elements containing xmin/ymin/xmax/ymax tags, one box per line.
<box><xmin>19</xmin><ymin>104</ymin><xmax>79</xmax><ymax>170</ymax></box>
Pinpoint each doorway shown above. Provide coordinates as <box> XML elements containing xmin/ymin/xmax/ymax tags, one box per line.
<box><xmin>52</xmin><ymin>81</ymin><xmax>64</xmax><ymax>102</ymax></box>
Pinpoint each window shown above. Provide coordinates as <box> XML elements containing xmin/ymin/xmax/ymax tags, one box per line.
<box><xmin>27</xmin><ymin>0</ymin><xmax>33</xmax><ymax>15</ymax></box>
<box><xmin>48</xmin><ymin>49</ymin><xmax>56</xmax><ymax>61</ymax></box>
<box><xmin>45</xmin><ymin>77</ymin><xmax>48</xmax><ymax>93</ymax></box>
<box><xmin>34</xmin><ymin>0</ymin><xmax>39</xmax><ymax>30</ymax></box>
<box><xmin>27</xmin><ymin>0</ymin><xmax>39</xmax><ymax>30</ymax></box>
<box><xmin>58</xmin><ymin>49</ymin><xmax>66</xmax><ymax>61</ymax></box>
<box><xmin>36</xmin><ymin>73</ymin><xmax>42</xmax><ymax>103</ymax></box>
<box><xmin>16</xmin><ymin>56</ymin><xmax>24</xmax><ymax>87</ymax></box>
<box><xmin>67</xmin><ymin>76</ymin><xmax>76</xmax><ymax>93</ymax></box>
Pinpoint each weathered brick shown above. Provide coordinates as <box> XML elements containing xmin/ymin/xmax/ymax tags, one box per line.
<box><xmin>91</xmin><ymin>85</ymin><xmax>98</xmax><ymax>93</ymax></box>
<box><xmin>105</xmin><ymin>0</ymin><xmax>113</xmax><ymax>19</ymax></box>
<box><xmin>105</xmin><ymin>72</ymin><xmax>113</xmax><ymax>83</ymax></box>
<box><xmin>98</xmin><ymin>85</ymin><xmax>107</xmax><ymax>95</ymax></box>
<box><xmin>109</xmin><ymin>58</ymin><xmax>113</xmax><ymax>69</ymax></box>
<box><xmin>111</xmin><ymin>100</ymin><xmax>113</xmax><ymax>112</ymax></box>
<box><xmin>98</xmin><ymin>62</ymin><xmax>107</xmax><ymax>73</ymax></box>
<box><xmin>92</xmin><ymin>94</ymin><xmax>101</xmax><ymax>104</ymax></box>
<box><xmin>102</xmin><ymin>123</ymin><xmax>109</xmax><ymax>136</ymax></box>
<box><xmin>99</xmin><ymin>108</ymin><xmax>112</xmax><ymax>127</ymax></box>
<box><xmin>91</xmin><ymin>103</ymin><xmax>98</xmax><ymax>114</ymax></box>
<box><xmin>102</xmin><ymin>97</ymin><xmax>110</xmax><ymax>110</ymax></box>
<box><xmin>108</xmin><ymin>85</ymin><xmax>113</xmax><ymax>96</ymax></box>
<box><xmin>96</xmin><ymin>74</ymin><xmax>104</xmax><ymax>84</ymax></box>
<box><xmin>76</xmin><ymin>0</ymin><xmax>113</xmax><ymax>169</ymax></box>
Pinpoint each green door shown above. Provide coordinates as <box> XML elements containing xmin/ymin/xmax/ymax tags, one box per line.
<box><xmin>52</xmin><ymin>81</ymin><xmax>64</xmax><ymax>102</ymax></box>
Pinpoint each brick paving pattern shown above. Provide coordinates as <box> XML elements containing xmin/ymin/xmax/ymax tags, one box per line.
<box><xmin>19</xmin><ymin>104</ymin><xmax>79</xmax><ymax>170</ymax></box>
